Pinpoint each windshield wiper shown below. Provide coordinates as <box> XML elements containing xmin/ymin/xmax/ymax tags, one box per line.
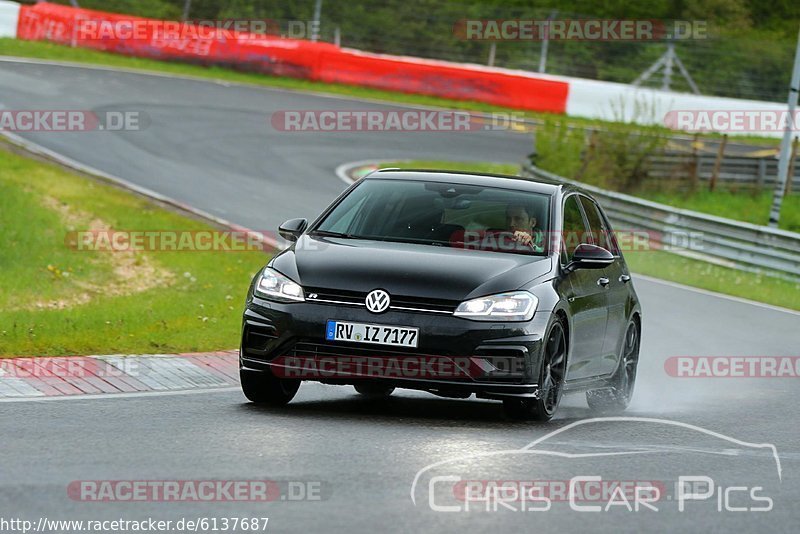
<box><xmin>311</xmin><ymin>232</ymin><xmax>459</xmax><ymax>248</ymax></box>
<box><xmin>309</xmin><ymin>230</ymin><xmax>360</xmax><ymax>239</ymax></box>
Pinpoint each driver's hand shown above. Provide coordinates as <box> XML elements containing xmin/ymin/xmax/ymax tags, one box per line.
<box><xmin>512</xmin><ymin>231</ymin><xmax>533</xmax><ymax>246</ymax></box>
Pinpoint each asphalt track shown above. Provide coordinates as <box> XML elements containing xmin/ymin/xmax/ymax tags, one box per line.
<box><xmin>0</xmin><ymin>58</ymin><xmax>798</xmax><ymax>533</ymax></box>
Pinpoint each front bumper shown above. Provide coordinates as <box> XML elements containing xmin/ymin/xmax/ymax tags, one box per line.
<box><xmin>240</xmin><ymin>295</ymin><xmax>552</xmax><ymax>399</ymax></box>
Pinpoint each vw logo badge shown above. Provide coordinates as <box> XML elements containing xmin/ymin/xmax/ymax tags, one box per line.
<box><xmin>365</xmin><ymin>289</ymin><xmax>390</xmax><ymax>313</ymax></box>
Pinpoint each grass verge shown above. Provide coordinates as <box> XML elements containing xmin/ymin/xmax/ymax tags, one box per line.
<box><xmin>0</xmin><ymin>144</ymin><xmax>269</xmax><ymax>357</ymax></box>
<box><xmin>380</xmin><ymin>160</ymin><xmax>800</xmax><ymax>311</ymax></box>
<box><xmin>637</xmin><ymin>189</ymin><xmax>800</xmax><ymax>233</ymax></box>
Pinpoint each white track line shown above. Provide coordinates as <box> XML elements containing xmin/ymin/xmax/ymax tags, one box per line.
<box><xmin>0</xmin><ymin>386</ymin><xmax>240</xmax><ymax>403</ymax></box>
<box><xmin>334</xmin><ymin>159</ymin><xmax>403</xmax><ymax>186</ymax></box>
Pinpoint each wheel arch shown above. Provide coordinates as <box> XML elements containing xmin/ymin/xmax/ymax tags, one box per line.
<box><xmin>553</xmin><ymin>307</ymin><xmax>570</xmax><ymax>372</ymax></box>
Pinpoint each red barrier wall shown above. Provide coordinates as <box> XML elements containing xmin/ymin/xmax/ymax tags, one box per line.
<box><xmin>16</xmin><ymin>2</ymin><xmax>568</xmax><ymax>113</ymax></box>
<box><xmin>316</xmin><ymin>49</ymin><xmax>568</xmax><ymax>113</ymax></box>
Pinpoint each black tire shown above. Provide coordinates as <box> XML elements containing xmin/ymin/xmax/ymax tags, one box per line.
<box><xmin>354</xmin><ymin>382</ymin><xmax>395</xmax><ymax>399</ymax></box>
<box><xmin>240</xmin><ymin>368</ymin><xmax>300</xmax><ymax>405</ymax></box>
<box><xmin>586</xmin><ymin>318</ymin><xmax>640</xmax><ymax>413</ymax></box>
<box><xmin>503</xmin><ymin>319</ymin><xmax>567</xmax><ymax>422</ymax></box>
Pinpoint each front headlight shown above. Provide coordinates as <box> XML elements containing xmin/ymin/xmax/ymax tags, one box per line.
<box><xmin>254</xmin><ymin>267</ymin><xmax>305</xmax><ymax>302</ymax></box>
<box><xmin>454</xmin><ymin>291</ymin><xmax>537</xmax><ymax>321</ymax></box>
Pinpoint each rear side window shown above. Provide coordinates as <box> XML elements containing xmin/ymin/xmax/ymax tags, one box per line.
<box><xmin>561</xmin><ymin>195</ymin><xmax>588</xmax><ymax>263</ymax></box>
<box><xmin>579</xmin><ymin>196</ymin><xmax>620</xmax><ymax>255</ymax></box>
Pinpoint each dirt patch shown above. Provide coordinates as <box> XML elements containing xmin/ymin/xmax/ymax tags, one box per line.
<box><xmin>25</xmin><ymin>197</ymin><xmax>175</xmax><ymax>310</ymax></box>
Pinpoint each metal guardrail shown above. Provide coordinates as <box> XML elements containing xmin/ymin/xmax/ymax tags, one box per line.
<box><xmin>520</xmin><ymin>162</ymin><xmax>800</xmax><ymax>281</ymax></box>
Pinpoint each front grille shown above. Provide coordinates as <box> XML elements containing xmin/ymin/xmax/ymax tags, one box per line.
<box><xmin>290</xmin><ymin>340</ymin><xmax>425</xmax><ymax>358</ymax></box>
<box><xmin>305</xmin><ymin>287</ymin><xmax>458</xmax><ymax>314</ymax></box>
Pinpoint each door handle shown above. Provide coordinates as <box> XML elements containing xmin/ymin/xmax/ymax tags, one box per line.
<box><xmin>597</xmin><ymin>277</ymin><xmax>610</xmax><ymax>287</ymax></box>
<box><xmin>619</xmin><ymin>274</ymin><xmax>631</xmax><ymax>283</ymax></box>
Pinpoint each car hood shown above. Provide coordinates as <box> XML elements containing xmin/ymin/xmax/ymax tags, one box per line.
<box><xmin>270</xmin><ymin>235</ymin><xmax>554</xmax><ymax>302</ymax></box>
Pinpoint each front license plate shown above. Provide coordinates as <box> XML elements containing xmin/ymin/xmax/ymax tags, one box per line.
<box><xmin>325</xmin><ymin>320</ymin><xmax>419</xmax><ymax>348</ymax></box>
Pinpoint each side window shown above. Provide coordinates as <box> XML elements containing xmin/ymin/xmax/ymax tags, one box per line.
<box><xmin>579</xmin><ymin>196</ymin><xmax>620</xmax><ymax>256</ymax></box>
<box><xmin>561</xmin><ymin>195</ymin><xmax>588</xmax><ymax>263</ymax></box>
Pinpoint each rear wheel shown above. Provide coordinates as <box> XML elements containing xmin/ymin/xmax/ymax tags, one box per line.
<box><xmin>586</xmin><ymin>319</ymin><xmax>640</xmax><ymax>413</ymax></box>
<box><xmin>240</xmin><ymin>368</ymin><xmax>300</xmax><ymax>405</ymax></box>
<box><xmin>354</xmin><ymin>382</ymin><xmax>395</xmax><ymax>399</ymax></box>
<box><xmin>503</xmin><ymin>320</ymin><xmax>567</xmax><ymax>422</ymax></box>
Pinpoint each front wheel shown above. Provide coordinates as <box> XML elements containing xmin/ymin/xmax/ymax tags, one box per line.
<box><xmin>503</xmin><ymin>319</ymin><xmax>567</xmax><ymax>422</ymax></box>
<box><xmin>240</xmin><ymin>368</ymin><xmax>300</xmax><ymax>405</ymax></box>
<box><xmin>586</xmin><ymin>319</ymin><xmax>640</xmax><ymax>413</ymax></box>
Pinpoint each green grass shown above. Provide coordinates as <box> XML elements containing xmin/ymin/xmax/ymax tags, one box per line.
<box><xmin>379</xmin><ymin>160</ymin><xmax>800</xmax><ymax>310</ymax></box>
<box><xmin>622</xmin><ymin>250</ymin><xmax>799</xmax><ymax>310</ymax></box>
<box><xmin>637</xmin><ymin>189</ymin><xmax>800</xmax><ymax>233</ymax></box>
<box><xmin>0</xmin><ymin>38</ymin><xmax>779</xmax><ymax>147</ymax></box>
<box><xmin>0</xmin><ymin>145</ymin><xmax>269</xmax><ymax>357</ymax></box>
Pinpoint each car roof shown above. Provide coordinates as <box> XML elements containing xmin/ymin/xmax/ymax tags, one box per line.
<box><xmin>364</xmin><ymin>168</ymin><xmax>579</xmax><ymax>197</ymax></box>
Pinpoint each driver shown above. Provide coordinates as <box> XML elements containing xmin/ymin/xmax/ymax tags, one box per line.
<box><xmin>505</xmin><ymin>202</ymin><xmax>544</xmax><ymax>252</ymax></box>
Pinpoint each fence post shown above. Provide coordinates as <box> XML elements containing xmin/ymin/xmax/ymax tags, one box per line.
<box><xmin>181</xmin><ymin>0</ymin><xmax>191</xmax><ymax>21</ymax></box>
<box><xmin>786</xmin><ymin>136</ymin><xmax>799</xmax><ymax>196</ymax></box>
<box><xmin>576</xmin><ymin>129</ymin><xmax>598</xmax><ymax>181</ymax></box>
<box><xmin>756</xmin><ymin>158</ymin><xmax>767</xmax><ymax>193</ymax></box>
<box><xmin>689</xmin><ymin>133</ymin><xmax>700</xmax><ymax>191</ymax></box>
<box><xmin>709</xmin><ymin>134</ymin><xmax>727</xmax><ymax>192</ymax></box>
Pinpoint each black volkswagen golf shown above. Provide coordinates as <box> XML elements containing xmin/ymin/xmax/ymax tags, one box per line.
<box><xmin>240</xmin><ymin>169</ymin><xmax>641</xmax><ymax>421</ymax></box>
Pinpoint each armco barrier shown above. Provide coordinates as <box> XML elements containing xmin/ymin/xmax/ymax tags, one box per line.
<box><xmin>15</xmin><ymin>2</ymin><xmax>568</xmax><ymax>114</ymax></box>
<box><xmin>520</xmin><ymin>163</ymin><xmax>800</xmax><ymax>281</ymax></box>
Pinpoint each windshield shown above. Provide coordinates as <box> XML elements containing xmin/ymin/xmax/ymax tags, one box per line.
<box><xmin>312</xmin><ymin>178</ymin><xmax>551</xmax><ymax>255</ymax></box>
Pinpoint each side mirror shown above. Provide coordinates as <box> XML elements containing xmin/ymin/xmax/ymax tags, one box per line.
<box><xmin>278</xmin><ymin>218</ymin><xmax>307</xmax><ymax>242</ymax></box>
<box><xmin>567</xmin><ymin>243</ymin><xmax>615</xmax><ymax>271</ymax></box>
